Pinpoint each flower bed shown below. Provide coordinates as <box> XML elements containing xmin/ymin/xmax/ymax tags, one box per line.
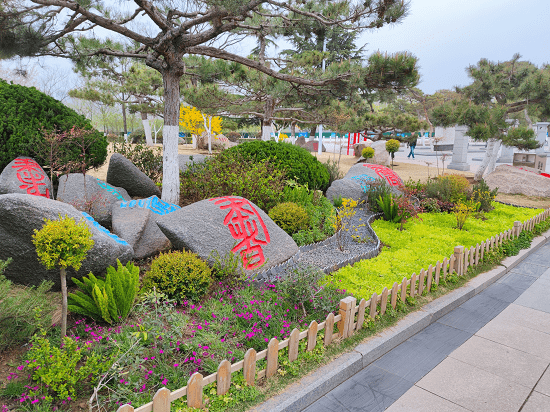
<box><xmin>330</xmin><ymin>202</ymin><xmax>542</xmax><ymax>297</ymax></box>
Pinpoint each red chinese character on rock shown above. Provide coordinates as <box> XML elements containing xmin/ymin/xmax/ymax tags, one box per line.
<box><xmin>11</xmin><ymin>158</ymin><xmax>51</xmax><ymax>198</ymax></box>
<box><xmin>363</xmin><ymin>164</ymin><xmax>402</xmax><ymax>186</ymax></box>
<box><xmin>210</xmin><ymin>196</ymin><xmax>271</xmax><ymax>270</ymax></box>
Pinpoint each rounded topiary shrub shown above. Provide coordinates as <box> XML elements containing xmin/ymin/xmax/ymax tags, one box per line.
<box><xmin>143</xmin><ymin>251</ymin><xmax>212</xmax><ymax>303</ymax></box>
<box><xmin>226</xmin><ymin>141</ymin><xmax>330</xmax><ymax>191</ymax></box>
<box><xmin>0</xmin><ymin>80</ymin><xmax>108</xmax><ymax>172</ymax></box>
<box><xmin>362</xmin><ymin>147</ymin><xmax>375</xmax><ymax>160</ymax></box>
<box><xmin>268</xmin><ymin>202</ymin><xmax>310</xmax><ymax>235</ymax></box>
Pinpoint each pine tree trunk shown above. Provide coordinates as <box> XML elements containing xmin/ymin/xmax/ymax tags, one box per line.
<box><xmin>122</xmin><ymin>98</ymin><xmax>128</xmax><ymax>138</ymax></box>
<box><xmin>60</xmin><ymin>267</ymin><xmax>67</xmax><ymax>339</ymax></box>
<box><xmin>161</xmin><ymin>69</ymin><xmax>182</xmax><ymax>205</ymax></box>
<box><xmin>486</xmin><ymin>140</ymin><xmax>501</xmax><ymax>176</ymax></box>
<box><xmin>141</xmin><ymin>112</ymin><xmax>154</xmax><ymax>146</ymax></box>
<box><xmin>474</xmin><ymin>138</ymin><xmax>497</xmax><ymax>181</ymax></box>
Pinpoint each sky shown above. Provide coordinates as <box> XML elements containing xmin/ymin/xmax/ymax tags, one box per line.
<box><xmin>360</xmin><ymin>0</ymin><xmax>550</xmax><ymax>93</ymax></box>
<box><xmin>2</xmin><ymin>0</ymin><xmax>549</xmax><ymax>97</ymax></box>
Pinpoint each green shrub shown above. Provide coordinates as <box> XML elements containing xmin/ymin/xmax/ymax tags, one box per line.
<box><xmin>179</xmin><ymin>150</ymin><xmax>286</xmax><ymax>211</ymax></box>
<box><xmin>363</xmin><ymin>179</ymin><xmax>392</xmax><ymax>213</ymax></box>
<box><xmin>362</xmin><ymin>147</ymin><xmax>375</xmax><ymax>159</ymax></box>
<box><xmin>68</xmin><ymin>260</ymin><xmax>140</xmax><ymax>324</ymax></box>
<box><xmin>322</xmin><ymin>158</ymin><xmax>344</xmax><ymax>187</ymax></box>
<box><xmin>24</xmin><ymin>330</ymin><xmax>111</xmax><ymax>402</ymax></box>
<box><xmin>0</xmin><ymin>79</ymin><xmax>107</xmax><ymax>172</ymax></box>
<box><xmin>143</xmin><ymin>251</ymin><xmax>213</xmax><ymax>303</ymax></box>
<box><xmin>0</xmin><ymin>273</ymin><xmax>55</xmax><ymax>352</ymax></box>
<box><xmin>226</xmin><ymin>140</ymin><xmax>330</xmax><ymax>191</ymax></box>
<box><xmin>112</xmin><ymin>141</ymin><xmax>163</xmax><ymax>184</ymax></box>
<box><xmin>471</xmin><ymin>179</ymin><xmax>498</xmax><ymax>212</ymax></box>
<box><xmin>424</xmin><ymin>174</ymin><xmax>470</xmax><ymax>203</ymax></box>
<box><xmin>420</xmin><ymin>197</ymin><xmax>441</xmax><ymax>213</ymax></box>
<box><xmin>385</xmin><ymin>139</ymin><xmax>400</xmax><ymax>154</ymax></box>
<box><xmin>377</xmin><ymin>194</ymin><xmax>400</xmax><ymax>223</ymax></box>
<box><xmin>269</xmin><ymin>202</ymin><xmax>310</xmax><ymax>235</ymax></box>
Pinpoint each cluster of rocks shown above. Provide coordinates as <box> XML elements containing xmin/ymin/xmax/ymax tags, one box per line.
<box><xmin>326</xmin><ymin>163</ymin><xmax>404</xmax><ymax>203</ymax></box>
<box><xmin>485</xmin><ymin>165</ymin><xmax>550</xmax><ymax>197</ymax></box>
<box><xmin>295</xmin><ymin>135</ymin><xmax>326</xmax><ymax>152</ymax></box>
<box><xmin>353</xmin><ymin>140</ymin><xmax>390</xmax><ymax>166</ymax></box>
<box><xmin>0</xmin><ymin>155</ymin><xmax>298</xmax><ymax>287</ymax></box>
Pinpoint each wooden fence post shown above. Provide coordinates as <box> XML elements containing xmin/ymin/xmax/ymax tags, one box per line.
<box><xmin>266</xmin><ymin>338</ymin><xmax>279</xmax><ymax>378</ymax></box>
<box><xmin>475</xmin><ymin>243</ymin><xmax>480</xmax><ymax>265</ymax></box>
<box><xmin>391</xmin><ymin>282</ymin><xmax>399</xmax><ymax>308</ymax></box>
<box><xmin>449</xmin><ymin>255</ymin><xmax>455</xmax><ymax>276</ymax></box>
<box><xmin>418</xmin><ymin>269</ymin><xmax>425</xmax><ymax>296</ymax></box>
<box><xmin>442</xmin><ymin>257</ymin><xmax>449</xmax><ymax>280</ymax></box>
<box><xmin>288</xmin><ymin>328</ymin><xmax>299</xmax><ymax>362</ymax></box>
<box><xmin>356</xmin><ymin>299</ymin><xmax>367</xmax><ymax>331</ymax></box>
<box><xmin>380</xmin><ymin>287</ymin><xmax>389</xmax><ymax>316</ymax></box>
<box><xmin>427</xmin><ymin>265</ymin><xmax>433</xmax><ymax>293</ymax></box>
<box><xmin>514</xmin><ymin>220</ymin><xmax>521</xmax><ymax>238</ymax></box>
<box><xmin>400</xmin><ymin>277</ymin><xmax>408</xmax><ymax>302</ymax></box>
<box><xmin>217</xmin><ymin>360</ymin><xmax>231</xmax><ymax>395</ymax></box>
<box><xmin>454</xmin><ymin>246</ymin><xmax>464</xmax><ymax>276</ymax></box>
<box><xmin>463</xmin><ymin>249</ymin><xmax>469</xmax><ymax>274</ymax></box>
<box><xmin>369</xmin><ymin>292</ymin><xmax>378</xmax><ymax>319</ymax></box>
<box><xmin>307</xmin><ymin>321</ymin><xmax>318</xmax><ymax>352</ymax></box>
<box><xmin>434</xmin><ymin>261</ymin><xmax>441</xmax><ymax>285</ymax></box>
<box><xmin>480</xmin><ymin>241</ymin><xmax>485</xmax><ymax>262</ymax></box>
<box><xmin>187</xmin><ymin>373</ymin><xmax>203</xmax><ymax>409</ymax></box>
<box><xmin>117</xmin><ymin>405</ymin><xmax>134</xmax><ymax>412</ymax></box>
<box><xmin>243</xmin><ymin>348</ymin><xmax>256</xmax><ymax>386</ymax></box>
<box><xmin>410</xmin><ymin>273</ymin><xmax>417</xmax><ymax>297</ymax></box>
<box><xmin>324</xmin><ymin>313</ymin><xmax>335</xmax><ymax>346</ymax></box>
<box><xmin>338</xmin><ymin>296</ymin><xmax>356</xmax><ymax>339</ymax></box>
<box><xmin>469</xmin><ymin>246</ymin><xmax>475</xmax><ymax>266</ymax></box>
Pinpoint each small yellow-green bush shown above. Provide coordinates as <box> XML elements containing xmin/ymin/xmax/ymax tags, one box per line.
<box><xmin>362</xmin><ymin>147</ymin><xmax>375</xmax><ymax>159</ymax></box>
<box><xmin>269</xmin><ymin>202</ymin><xmax>310</xmax><ymax>235</ymax></box>
<box><xmin>330</xmin><ymin>203</ymin><xmax>541</xmax><ymax>298</ymax></box>
<box><xmin>143</xmin><ymin>251</ymin><xmax>212</xmax><ymax>303</ymax></box>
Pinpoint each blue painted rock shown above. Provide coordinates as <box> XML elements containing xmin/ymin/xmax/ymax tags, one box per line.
<box><xmin>156</xmin><ymin>196</ymin><xmax>299</xmax><ymax>275</ymax></box>
<box><xmin>0</xmin><ymin>194</ymin><xmax>133</xmax><ymax>288</ymax></box>
<box><xmin>56</xmin><ymin>174</ymin><xmax>131</xmax><ymax>227</ymax></box>
<box><xmin>0</xmin><ymin>157</ymin><xmax>53</xmax><ymax>199</ymax></box>
<box><xmin>112</xmin><ymin>196</ymin><xmax>180</xmax><ymax>259</ymax></box>
<box><xmin>107</xmin><ymin>153</ymin><xmax>161</xmax><ymax>198</ymax></box>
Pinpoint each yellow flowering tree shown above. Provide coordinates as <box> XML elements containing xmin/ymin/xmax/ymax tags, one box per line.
<box><xmin>179</xmin><ymin>105</ymin><xmax>222</xmax><ymax>152</ymax></box>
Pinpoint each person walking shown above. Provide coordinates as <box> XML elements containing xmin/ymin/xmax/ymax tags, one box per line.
<box><xmin>407</xmin><ymin>134</ymin><xmax>418</xmax><ymax>159</ymax></box>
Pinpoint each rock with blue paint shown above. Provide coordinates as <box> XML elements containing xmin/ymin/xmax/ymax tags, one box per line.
<box><xmin>112</xmin><ymin>196</ymin><xmax>180</xmax><ymax>259</ymax></box>
<box><xmin>56</xmin><ymin>173</ymin><xmax>131</xmax><ymax>227</ymax></box>
<box><xmin>0</xmin><ymin>193</ymin><xmax>133</xmax><ymax>288</ymax></box>
<box><xmin>107</xmin><ymin>153</ymin><xmax>161</xmax><ymax>198</ymax></box>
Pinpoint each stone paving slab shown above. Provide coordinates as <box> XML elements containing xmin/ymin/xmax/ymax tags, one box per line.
<box><xmin>513</xmin><ymin>277</ymin><xmax>550</xmax><ymax>314</ymax></box>
<box><xmin>416</xmin><ymin>357</ymin><xmax>531</xmax><ymax>412</ymax></box>
<box><xmin>534</xmin><ymin>366</ymin><xmax>550</xmax><ymax>397</ymax></box>
<box><xmin>385</xmin><ymin>385</ymin><xmax>470</xmax><ymax>412</ymax></box>
<box><xmin>521</xmin><ymin>391</ymin><xmax>550</xmax><ymax>412</ymax></box>
<box><xmin>497</xmin><ymin>304</ymin><xmax>550</xmax><ymax>336</ymax></box>
<box><xmin>448</xmin><ymin>335</ymin><xmax>549</xmax><ymax>388</ymax></box>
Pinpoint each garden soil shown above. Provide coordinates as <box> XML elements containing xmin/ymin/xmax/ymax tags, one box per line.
<box><xmin>87</xmin><ymin>144</ymin><xmax>550</xmax><ymax>209</ymax></box>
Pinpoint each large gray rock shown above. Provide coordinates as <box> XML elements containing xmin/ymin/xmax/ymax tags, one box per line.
<box><xmin>156</xmin><ymin>196</ymin><xmax>299</xmax><ymax>275</ymax></box>
<box><xmin>107</xmin><ymin>153</ymin><xmax>161</xmax><ymax>198</ymax></box>
<box><xmin>325</xmin><ymin>179</ymin><xmax>366</xmax><ymax>202</ymax></box>
<box><xmin>485</xmin><ymin>164</ymin><xmax>550</xmax><ymax>197</ymax></box>
<box><xmin>56</xmin><ymin>174</ymin><xmax>131</xmax><ymax>227</ymax></box>
<box><xmin>0</xmin><ymin>157</ymin><xmax>53</xmax><ymax>199</ymax></box>
<box><xmin>302</xmin><ymin>141</ymin><xmax>326</xmax><ymax>152</ymax></box>
<box><xmin>0</xmin><ymin>194</ymin><xmax>133</xmax><ymax>288</ymax></box>
<box><xmin>112</xmin><ymin>196</ymin><xmax>180</xmax><ymax>259</ymax></box>
<box><xmin>295</xmin><ymin>135</ymin><xmax>307</xmax><ymax>147</ymax></box>
<box><xmin>178</xmin><ymin>154</ymin><xmax>208</xmax><ymax>173</ymax></box>
<box><xmin>370</xmin><ymin>140</ymin><xmax>390</xmax><ymax>166</ymax></box>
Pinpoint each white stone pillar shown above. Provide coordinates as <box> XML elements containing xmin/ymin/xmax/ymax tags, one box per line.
<box><xmin>535</xmin><ymin>122</ymin><xmax>550</xmax><ymax>155</ymax></box>
<box><xmin>448</xmin><ymin>125</ymin><xmax>470</xmax><ymax>171</ymax></box>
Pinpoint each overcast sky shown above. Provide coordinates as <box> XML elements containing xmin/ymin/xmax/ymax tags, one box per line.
<box><xmin>362</xmin><ymin>0</ymin><xmax>550</xmax><ymax>93</ymax></box>
<box><xmin>3</xmin><ymin>0</ymin><xmax>549</xmax><ymax>98</ymax></box>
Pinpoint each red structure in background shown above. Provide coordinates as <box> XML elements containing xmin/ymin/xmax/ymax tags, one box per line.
<box><xmin>210</xmin><ymin>196</ymin><xmax>271</xmax><ymax>270</ymax></box>
<box><xmin>363</xmin><ymin>164</ymin><xmax>403</xmax><ymax>186</ymax></box>
<box><xmin>11</xmin><ymin>158</ymin><xmax>50</xmax><ymax>198</ymax></box>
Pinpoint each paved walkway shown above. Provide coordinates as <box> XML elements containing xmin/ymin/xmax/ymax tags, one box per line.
<box><xmin>302</xmin><ymin>240</ymin><xmax>550</xmax><ymax>412</ymax></box>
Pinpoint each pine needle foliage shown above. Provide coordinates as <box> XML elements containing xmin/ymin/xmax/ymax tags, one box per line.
<box><xmin>67</xmin><ymin>260</ymin><xmax>140</xmax><ymax>324</ymax></box>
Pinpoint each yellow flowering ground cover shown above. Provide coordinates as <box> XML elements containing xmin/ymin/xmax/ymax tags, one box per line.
<box><xmin>329</xmin><ymin>203</ymin><xmax>542</xmax><ymax>298</ymax></box>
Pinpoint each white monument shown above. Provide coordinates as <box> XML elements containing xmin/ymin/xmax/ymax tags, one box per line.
<box><xmin>535</xmin><ymin>122</ymin><xmax>549</xmax><ymax>155</ymax></box>
<box><xmin>497</xmin><ymin>119</ymin><xmax>518</xmax><ymax>163</ymax></box>
<box><xmin>447</xmin><ymin>125</ymin><xmax>470</xmax><ymax>171</ymax></box>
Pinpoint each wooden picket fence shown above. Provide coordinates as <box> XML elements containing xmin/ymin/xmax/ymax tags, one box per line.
<box><xmin>115</xmin><ymin>209</ymin><xmax>550</xmax><ymax>412</ymax></box>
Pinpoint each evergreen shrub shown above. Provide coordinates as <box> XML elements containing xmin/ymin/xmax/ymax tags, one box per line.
<box><xmin>143</xmin><ymin>251</ymin><xmax>212</xmax><ymax>303</ymax></box>
<box><xmin>226</xmin><ymin>140</ymin><xmax>330</xmax><ymax>191</ymax></box>
<box><xmin>268</xmin><ymin>202</ymin><xmax>310</xmax><ymax>235</ymax></box>
<box><xmin>0</xmin><ymin>80</ymin><xmax>108</xmax><ymax>172</ymax></box>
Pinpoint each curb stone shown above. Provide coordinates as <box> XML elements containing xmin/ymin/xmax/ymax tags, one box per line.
<box><xmin>251</xmin><ymin>228</ymin><xmax>550</xmax><ymax>412</ymax></box>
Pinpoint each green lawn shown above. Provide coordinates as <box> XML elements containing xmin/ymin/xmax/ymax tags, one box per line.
<box><xmin>329</xmin><ymin>203</ymin><xmax>542</xmax><ymax>298</ymax></box>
